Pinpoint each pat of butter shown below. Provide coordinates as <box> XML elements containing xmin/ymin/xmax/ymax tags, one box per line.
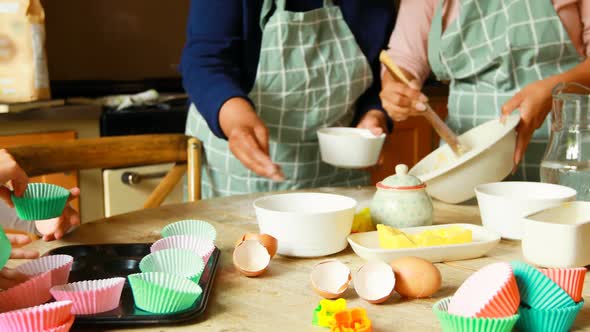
<box><xmin>377</xmin><ymin>224</ymin><xmax>472</xmax><ymax>249</ymax></box>
<box><xmin>377</xmin><ymin>224</ymin><xmax>416</xmax><ymax>249</ymax></box>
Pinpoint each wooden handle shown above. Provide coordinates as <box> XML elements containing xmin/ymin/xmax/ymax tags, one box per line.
<box><xmin>379</xmin><ymin>51</ymin><xmax>412</xmax><ymax>86</ymax></box>
<box><xmin>380</xmin><ymin>50</ymin><xmax>464</xmax><ymax>155</ymax></box>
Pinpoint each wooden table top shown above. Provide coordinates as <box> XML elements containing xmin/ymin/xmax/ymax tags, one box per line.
<box><xmin>11</xmin><ymin>187</ymin><xmax>590</xmax><ymax>331</ymax></box>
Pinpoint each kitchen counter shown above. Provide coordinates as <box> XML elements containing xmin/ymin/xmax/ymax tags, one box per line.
<box><xmin>13</xmin><ymin>187</ymin><xmax>590</xmax><ymax>331</ymax></box>
<box><xmin>0</xmin><ymin>104</ymin><xmax>102</xmax><ymax>121</ymax></box>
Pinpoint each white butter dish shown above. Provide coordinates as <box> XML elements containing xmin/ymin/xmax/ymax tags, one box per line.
<box><xmin>522</xmin><ymin>201</ymin><xmax>590</xmax><ymax>268</ymax></box>
<box><xmin>347</xmin><ymin>223</ymin><xmax>500</xmax><ymax>263</ymax></box>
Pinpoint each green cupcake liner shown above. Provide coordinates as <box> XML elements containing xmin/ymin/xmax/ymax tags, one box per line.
<box><xmin>139</xmin><ymin>248</ymin><xmax>205</xmax><ymax>283</ymax></box>
<box><xmin>433</xmin><ymin>297</ymin><xmax>519</xmax><ymax>332</ymax></box>
<box><xmin>516</xmin><ymin>300</ymin><xmax>584</xmax><ymax>332</ymax></box>
<box><xmin>0</xmin><ymin>227</ymin><xmax>11</xmax><ymax>270</ymax></box>
<box><xmin>510</xmin><ymin>261</ymin><xmax>575</xmax><ymax>309</ymax></box>
<box><xmin>128</xmin><ymin>272</ymin><xmax>203</xmax><ymax>314</ymax></box>
<box><xmin>11</xmin><ymin>183</ymin><xmax>70</xmax><ymax>220</ymax></box>
<box><xmin>161</xmin><ymin>219</ymin><xmax>217</xmax><ymax>242</ymax></box>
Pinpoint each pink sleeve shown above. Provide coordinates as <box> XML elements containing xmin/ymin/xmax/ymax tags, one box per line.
<box><xmin>386</xmin><ymin>0</ymin><xmax>438</xmax><ymax>85</ymax></box>
<box><xmin>581</xmin><ymin>0</ymin><xmax>590</xmax><ymax>56</ymax></box>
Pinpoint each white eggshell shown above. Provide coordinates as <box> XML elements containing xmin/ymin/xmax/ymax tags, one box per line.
<box><xmin>233</xmin><ymin>240</ymin><xmax>271</xmax><ymax>277</ymax></box>
<box><xmin>310</xmin><ymin>259</ymin><xmax>351</xmax><ymax>299</ymax></box>
<box><xmin>354</xmin><ymin>261</ymin><xmax>396</xmax><ymax>304</ymax></box>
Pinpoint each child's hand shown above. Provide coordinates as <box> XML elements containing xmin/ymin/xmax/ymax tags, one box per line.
<box><xmin>35</xmin><ymin>188</ymin><xmax>81</xmax><ymax>241</ymax></box>
<box><xmin>0</xmin><ymin>233</ymin><xmax>39</xmax><ymax>289</ymax></box>
<box><xmin>501</xmin><ymin>78</ymin><xmax>556</xmax><ymax>169</ymax></box>
<box><xmin>0</xmin><ymin>149</ymin><xmax>28</xmax><ymax>205</ymax></box>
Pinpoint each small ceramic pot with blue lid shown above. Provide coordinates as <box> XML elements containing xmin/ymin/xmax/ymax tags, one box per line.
<box><xmin>370</xmin><ymin>164</ymin><xmax>433</xmax><ymax>228</ymax></box>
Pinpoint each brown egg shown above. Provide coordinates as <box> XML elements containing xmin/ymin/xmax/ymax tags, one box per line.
<box><xmin>235</xmin><ymin>233</ymin><xmax>278</xmax><ymax>258</ymax></box>
<box><xmin>390</xmin><ymin>256</ymin><xmax>442</xmax><ymax>298</ymax></box>
<box><xmin>310</xmin><ymin>259</ymin><xmax>351</xmax><ymax>299</ymax></box>
<box><xmin>233</xmin><ymin>240</ymin><xmax>271</xmax><ymax>277</ymax></box>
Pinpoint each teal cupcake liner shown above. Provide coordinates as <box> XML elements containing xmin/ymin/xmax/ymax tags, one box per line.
<box><xmin>161</xmin><ymin>219</ymin><xmax>217</xmax><ymax>242</ymax></box>
<box><xmin>11</xmin><ymin>183</ymin><xmax>70</xmax><ymax>220</ymax></box>
<box><xmin>516</xmin><ymin>300</ymin><xmax>584</xmax><ymax>332</ymax></box>
<box><xmin>139</xmin><ymin>248</ymin><xmax>205</xmax><ymax>283</ymax></box>
<box><xmin>128</xmin><ymin>272</ymin><xmax>203</xmax><ymax>314</ymax></box>
<box><xmin>433</xmin><ymin>297</ymin><xmax>519</xmax><ymax>332</ymax></box>
<box><xmin>0</xmin><ymin>227</ymin><xmax>11</xmax><ymax>270</ymax></box>
<box><xmin>510</xmin><ymin>261</ymin><xmax>575</xmax><ymax>309</ymax></box>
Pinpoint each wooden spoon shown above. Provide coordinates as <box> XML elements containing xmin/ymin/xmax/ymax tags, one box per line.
<box><xmin>379</xmin><ymin>51</ymin><xmax>464</xmax><ymax>156</ymax></box>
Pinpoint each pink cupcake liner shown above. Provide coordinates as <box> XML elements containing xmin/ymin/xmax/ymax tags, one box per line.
<box><xmin>0</xmin><ymin>300</ymin><xmax>73</xmax><ymax>332</ymax></box>
<box><xmin>16</xmin><ymin>255</ymin><xmax>74</xmax><ymax>287</ymax></box>
<box><xmin>539</xmin><ymin>268</ymin><xmax>587</xmax><ymax>303</ymax></box>
<box><xmin>449</xmin><ymin>262</ymin><xmax>520</xmax><ymax>318</ymax></box>
<box><xmin>43</xmin><ymin>315</ymin><xmax>74</xmax><ymax>332</ymax></box>
<box><xmin>0</xmin><ymin>271</ymin><xmax>52</xmax><ymax>313</ymax></box>
<box><xmin>151</xmin><ymin>235</ymin><xmax>215</xmax><ymax>264</ymax></box>
<box><xmin>50</xmin><ymin>277</ymin><xmax>125</xmax><ymax>315</ymax></box>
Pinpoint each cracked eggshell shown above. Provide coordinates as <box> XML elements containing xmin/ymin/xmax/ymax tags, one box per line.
<box><xmin>310</xmin><ymin>259</ymin><xmax>351</xmax><ymax>299</ymax></box>
<box><xmin>233</xmin><ymin>240</ymin><xmax>271</xmax><ymax>277</ymax></box>
<box><xmin>235</xmin><ymin>233</ymin><xmax>278</xmax><ymax>258</ymax></box>
<box><xmin>354</xmin><ymin>261</ymin><xmax>396</xmax><ymax>304</ymax></box>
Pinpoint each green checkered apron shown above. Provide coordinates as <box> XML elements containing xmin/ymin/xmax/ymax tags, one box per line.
<box><xmin>427</xmin><ymin>0</ymin><xmax>583</xmax><ymax>181</ymax></box>
<box><xmin>186</xmin><ymin>0</ymin><xmax>373</xmax><ymax>198</ymax></box>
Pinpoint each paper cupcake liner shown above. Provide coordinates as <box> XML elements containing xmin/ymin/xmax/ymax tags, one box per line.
<box><xmin>434</xmin><ymin>297</ymin><xmax>519</xmax><ymax>332</ymax></box>
<box><xmin>539</xmin><ymin>268</ymin><xmax>586</xmax><ymax>303</ymax></box>
<box><xmin>11</xmin><ymin>183</ymin><xmax>70</xmax><ymax>221</ymax></box>
<box><xmin>128</xmin><ymin>272</ymin><xmax>203</xmax><ymax>314</ymax></box>
<box><xmin>449</xmin><ymin>262</ymin><xmax>520</xmax><ymax>318</ymax></box>
<box><xmin>0</xmin><ymin>227</ymin><xmax>11</xmax><ymax>270</ymax></box>
<box><xmin>50</xmin><ymin>277</ymin><xmax>125</xmax><ymax>315</ymax></box>
<box><xmin>140</xmin><ymin>248</ymin><xmax>205</xmax><ymax>283</ymax></box>
<box><xmin>16</xmin><ymin>255</ymin><xmax>74</xmax><ymax>287</ymax></box>
<box><xmin>150</xmin><ymin>235</ymin><xmax>215</xmax><ymax>264</ymax></box>
<box><xmin>511</xmin><ymin>261</ymin><xmax>575</xmax><ymax>309</ymax></box>
<box><xmin>43</xmin><ymin>315</ymin><xmax>74</xmax><ymax>332</ymax></box>
<box><xmin>516</xmin><ymin>300</ymin><xmax>584</xmax><ymax>332</ymax></box>
<box><xmin>161</xmin><ymin>220</ymin><xmax>217</xmax><ymax>242</ymax></box>
<box><xmin>0</xmin><ymin>300</ymin><xmax>73</xmax><ymax>332</ymax></box>
<box><xmin>0</xmin><ymin>271</ymin><xmax>52</xmax><ymax>312</ymax></box>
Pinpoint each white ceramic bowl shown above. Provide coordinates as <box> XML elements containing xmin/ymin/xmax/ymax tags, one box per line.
<box><xmin>522</xmin><ymin>202</ymin><xmax>590</xmax><ymax>268</ymax></box>
<box><xmin>409</xmin><ymin>115</ymin><xmax>520</xmax><ymax>204</ymax></box>
<box><xmin>475</xmin><ymin>182</ymin><xmax>576</xmax><ymax>239</ymax></box>
<box><xmin>253</xmin><ymin>193</ymin><xmax>357</xmax><ymax>257</ymax></box>
<box><xmin>317</xmin><ymin>127</ymin><xmax>386</xmax><ymax>168</ymax></box>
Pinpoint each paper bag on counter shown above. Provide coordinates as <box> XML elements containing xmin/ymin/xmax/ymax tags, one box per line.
<box><xmin>0</xmin><ymin>0</ymin><xmax>50</xmax><ymax>103</ymax></box>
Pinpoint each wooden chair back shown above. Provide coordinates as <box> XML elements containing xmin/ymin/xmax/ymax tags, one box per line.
<box><xmin>6</xmin><ymin>134</ymin><xmax>202</xmax><ymax>209</ymax></box>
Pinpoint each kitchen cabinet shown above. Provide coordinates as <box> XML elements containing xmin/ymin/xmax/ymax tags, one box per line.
<box><xmin>370</xmin><ymin>85</ymin><xmax>448</xmax><ymax>184</ymax></box>
<box><xmin>103</xmin><ymin>163</ymin><xmax>183</xmax><ymax>217</ymax></box>
<box><xmin>0</xmin><ymin>131</ymin><xmax>80</xmax><ymax>211</ymax></box>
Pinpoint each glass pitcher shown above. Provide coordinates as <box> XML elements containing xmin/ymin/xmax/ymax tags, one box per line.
<box><xmin>540</xmin><ymin>82</ymin><xmax>590</xmax><ymax>200</ymax></box>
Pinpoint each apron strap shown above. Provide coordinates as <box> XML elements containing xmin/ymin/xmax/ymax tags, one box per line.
<box><xmin>427</xmin><ymin>0</ymin><xmax>450</xmax><ymax>81</ymax></box>
<box><xmin>260</xmin><ymin>0</ymin><xmax>335</xmax><ymax>30</ymax></box>
<box><xmin>260</xmin><ymin>0</ymin><xmax>286</xmax><ymax>30</ymax></box>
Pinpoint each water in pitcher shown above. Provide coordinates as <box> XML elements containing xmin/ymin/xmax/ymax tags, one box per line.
<box><xmin>540</xmin><ymin>161</ymin><xmax>590</xmax><ymax>201</ymax></box>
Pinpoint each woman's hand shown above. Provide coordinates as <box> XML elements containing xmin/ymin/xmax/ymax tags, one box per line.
<box><xmin>501</xmin><ymin>78</ymin><xmax>556</xmax><ymax>168</ymax></box>
<box><xmin>0</xmin><ymin>233</ymin><xmax>39</xmax><ymax>290</ymax></box>
<box><xmin>219</xmin><ymin>97</ymin><xmax>284</xmax><ymax>181</ymax></box>
<box><xmin>356</xmin><ymin>110</ymin><xmax>389</xmax><ymax>136</ymax></box>
<box><xmin>0</xmin><ymin>149</ymin><xmax>28</xmax><ymax>205</ymax></box>
<box><xmin>35</xmin><ymin>188</ymin><xmax>81</xmax><ymax>241</ymax></box>
<box><xmin>380</xmin><ymin>70</ymin><xmax>428</xmax><ymax>122</ymax></box>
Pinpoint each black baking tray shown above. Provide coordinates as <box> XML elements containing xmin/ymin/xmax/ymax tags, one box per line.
<box><xmin>46</xmin><ymin>243</ymin><xmax>220</xmax><ymax>326</ymax></box>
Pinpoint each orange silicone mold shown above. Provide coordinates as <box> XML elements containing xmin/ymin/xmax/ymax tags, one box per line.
<box><xmin>331</xmin><ymin>308</ymin><xmax>372</xmax><ymax>332</ymax></box>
